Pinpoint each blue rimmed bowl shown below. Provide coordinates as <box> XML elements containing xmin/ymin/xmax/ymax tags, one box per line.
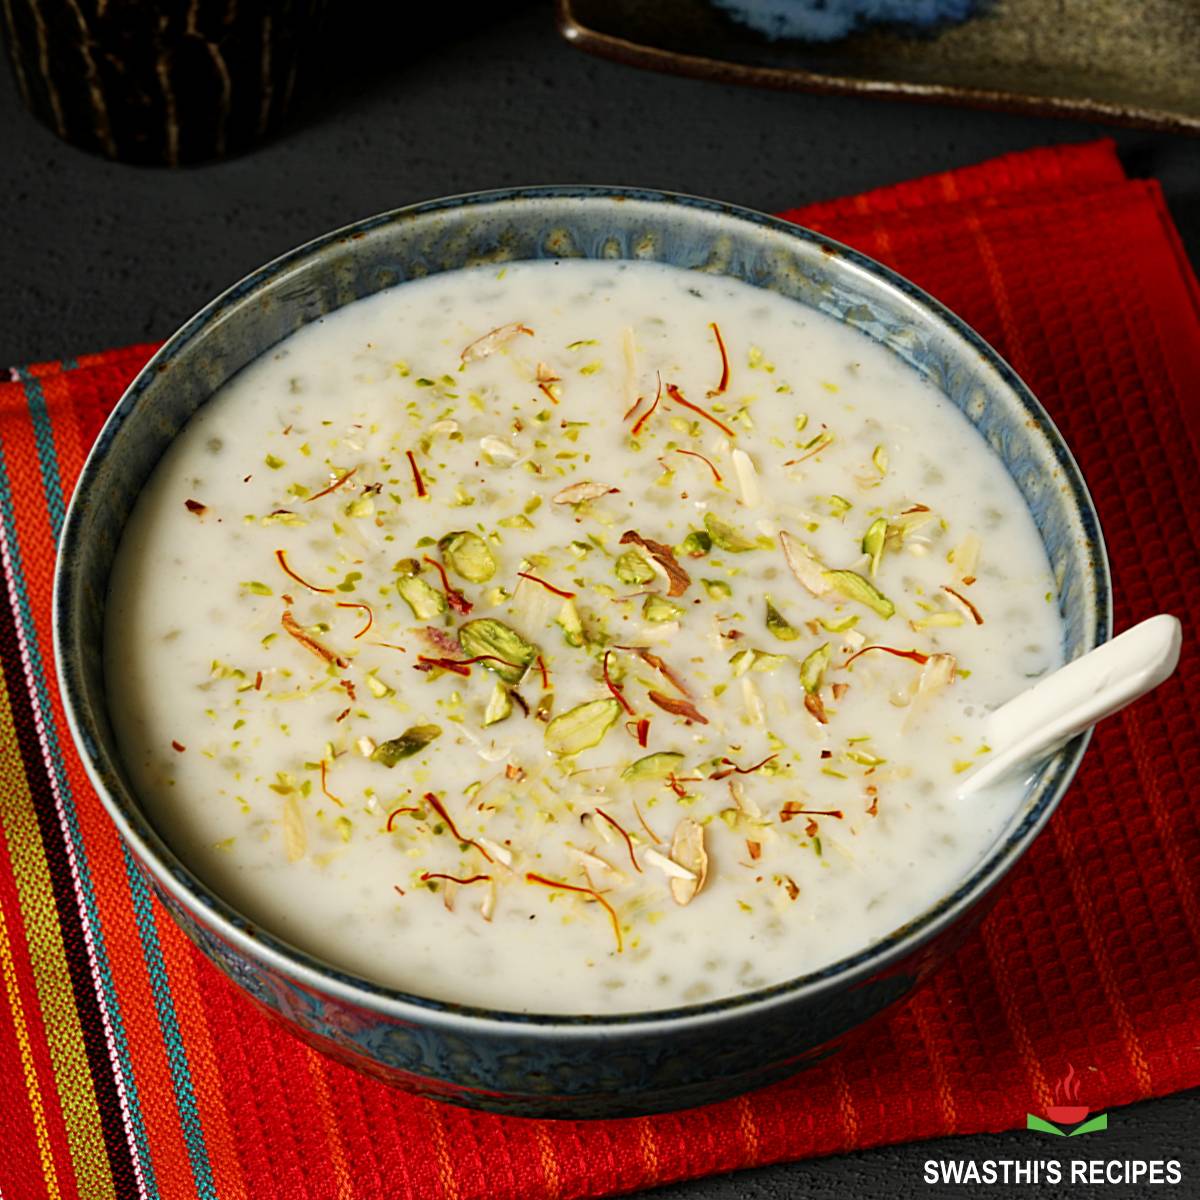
<box><xmin>53</xmin><ymin>187</ymin><xmax>1110</xmax><ymax>1118</ymax></box>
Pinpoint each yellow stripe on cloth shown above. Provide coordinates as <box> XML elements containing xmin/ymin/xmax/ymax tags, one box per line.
<box><xmin>0</xmin><ymin>881</ymin><xmax>62</xmax><ymax>1198</ymax></box>
<box><xmin>0</xmin><ymin>669</ymin><xmax>116</xmax><ymax>1200</ymax></box>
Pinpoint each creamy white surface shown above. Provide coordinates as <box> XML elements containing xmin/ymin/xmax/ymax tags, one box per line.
<box><xmin>106</xmin><ymin>259</ymin><xmax>1061</xmax><ymax>1014</ymax></box>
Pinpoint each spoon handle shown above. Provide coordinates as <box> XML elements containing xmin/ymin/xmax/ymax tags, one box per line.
<box><xmin>957</xmin><ymin>614</ymin><xmax>1182</xmax><ymax>799</ymax></box>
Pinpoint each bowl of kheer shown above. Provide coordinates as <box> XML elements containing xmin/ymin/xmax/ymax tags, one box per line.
<box><xmin>55</xmin><ymin>187</ymin><xmax>1108</xmax><ymax>1118</ymax></box>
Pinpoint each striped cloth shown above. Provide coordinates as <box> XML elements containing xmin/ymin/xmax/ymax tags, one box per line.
<box><xmin>1</xmin><ymin>139</ymin><xmax>1197</xmax><ymax>1199</ymax></box>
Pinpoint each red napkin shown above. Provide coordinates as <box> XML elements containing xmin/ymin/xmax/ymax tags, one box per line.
<box><xmin>1</xmin><ymin>139</ymin><xmax>1196</xmax><ymax>1200</ymax></box>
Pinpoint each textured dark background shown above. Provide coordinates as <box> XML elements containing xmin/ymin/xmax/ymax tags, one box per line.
<box><xmin>2</xmin><ymin>2</ymin><xmax>1197</xmax><ymax>1195</ymax></box>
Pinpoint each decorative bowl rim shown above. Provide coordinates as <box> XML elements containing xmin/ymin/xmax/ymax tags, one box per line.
<box><xmin>54</xmin><ymin>184</ymin><xmax>1111</xmax><ymax>1036</ymax></box>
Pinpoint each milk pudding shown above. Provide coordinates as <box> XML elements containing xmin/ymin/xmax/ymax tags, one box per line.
<box><xmin>106</xmin><ymin>259</ymin><xmax>1061</xmax><ymax>1014</ymax></box>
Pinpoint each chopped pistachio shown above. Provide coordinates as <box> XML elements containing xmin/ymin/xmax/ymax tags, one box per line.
<box><xmin>622</xmin><ymin>752</ymin><xmax>686</xmax><ymax>781</ymax></box>
<box><xmin>862</xmin><ymin>517</ymin><xmax>888</xmax><ymax>577</ymax></box>
<box><xmin>818</xmin><ymin>614</ymin><xmax>859</xmax><ymax>633</ymax></box>
<box><xmin>483</xmin><ymin>682</ymin><xmax>513</xmax><ymax>726</ymax></box>
<box><xmin>729</xmin><ymin>648</ymin><xmax>755</xmax><ymax>678</ymax></box>
<box><xmin>703</xmin><ymin>512</ymin><xmax>757</xmax><ymax>552</ymax></box>
<box><xmin>556</xmin><ymin>598</ymin><xmax>585</xmax><ymax>647</ymax></box>
<box><xmin>750</xmin><ymin>651</ymin><xmax>788</xmax><ymax>672</ymax></box>
<box><xmin>913</xmin><ymin>611</ymin><xmax>965</xmax><ymax>630</ymax></box>
<box><xmin>643</xmin><ymin>595</ymin><xmax>684</xmax><ymax>623</ymax></box>
<box><xmin>680</xmin><ymin>530</ymin><xmax>712</xmax><ymax>558</ymax></box>
<box><xmin>371</xmin><ymin>724</ymin><xmax>442</xmax><ymax>767</ymax></box>
<box><xmin>800</xmin><ymin>644</ymin><xmax>831</xmax><ymax>694</ymax></box>
<box><xmin>615</xmin><ymin>549</ymin><xmax>656</xmax><ymax>585</ymax></box>
<box><xmin>396</xmin><ymin>575</ymin><xmax>447</xmax><ymax>620</ymax></box>
<box><xmin>702</xmin><ymin>578</ymin><xmax>733</xmax><ymax>599</ymax></box>
<box><xmin>544</xmin><ymin>698</ymin><xmax>621</xmax><ymax>756</ymax></box>
<box><xmin>846</xmin><ymin>749</ymin><xmax>886</xmax><ymax>766</ymax></box>
<box><xmin>438</xmin><ymin>530</ymin><xmax>497</xmax><ymax>582</ymax></box>
<box><xmin>822</xmin><ymin>570</ymin><xmax>895</xmax><ymax>618</ymax></box>
<box><xmin>764</xmin><ymin>597</ymin><xmax>799</xmax><ymax>641</ymax></box>
<box><xmin>731</xmin><ymin>648</ymin><xmax>787</xmax><ymax>676</ymax></box>
<box><xmin>458</xmin><ymin>618</ymin><xmax>539</xmax><ymax>684</ymax></box>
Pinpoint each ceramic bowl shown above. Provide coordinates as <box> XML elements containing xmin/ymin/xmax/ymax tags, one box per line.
<box><xmin>54</xmin><ymin>187</ymin><xmax>1110</xmax><ymax>1118</ymax></box>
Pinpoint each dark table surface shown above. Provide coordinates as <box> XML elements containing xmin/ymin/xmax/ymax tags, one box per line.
<box><xmin>2</xmin><ymin>3</ymin><xmax>1197</xmax><ymax>1196</ymax></box>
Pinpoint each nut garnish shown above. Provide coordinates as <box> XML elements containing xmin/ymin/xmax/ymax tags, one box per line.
<box><xmin>669</xmin><ymin>818</ymin><xmax>708</xmax><ymax>906</ymax></box>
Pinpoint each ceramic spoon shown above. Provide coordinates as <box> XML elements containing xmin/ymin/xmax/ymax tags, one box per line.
<box><xmin>956</xmin><ymin>614</ymin><xmax>1182</xmax><ymax>799</ymax></box>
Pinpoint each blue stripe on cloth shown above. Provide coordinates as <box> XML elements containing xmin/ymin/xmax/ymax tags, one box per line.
<box><xmin>12</xmin><ymin>369</ymin><xmax>68</xmax><ymax>543</ymax></box>
<box><xmin>123</xmin><ymin>845</ymin><xmax>217</xmax><ymax>1200</ymax></box>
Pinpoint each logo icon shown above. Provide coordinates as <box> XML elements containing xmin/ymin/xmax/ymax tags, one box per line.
<box><xmin>1026</xmin><ymin>1065</ymin><xmax>1108</xmax><ymax>1136</ymax></box>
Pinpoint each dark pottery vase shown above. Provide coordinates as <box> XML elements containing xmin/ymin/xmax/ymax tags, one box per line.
<box><xmin>0</xmin><ymin>0</ymin><xmax>326</xmax><ymax>164</ymax></box>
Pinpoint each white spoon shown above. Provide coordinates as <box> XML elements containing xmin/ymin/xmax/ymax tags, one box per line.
<box><xmin>956</xmin><ymin>613</ymin><xmax>1182</xmax><ymax>799</ymax></box>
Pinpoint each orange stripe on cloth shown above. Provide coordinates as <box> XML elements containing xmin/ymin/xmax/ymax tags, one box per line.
<box><xmin>304</xmin><ymin>1046</ymin><xmax>357</xmax><ymax>1200</ymax></box>
<box><xmin>830</xmin><ymin>1059</ymin><xmax>860</xmax><ymax>1151</ymax></box>
<box><xmin>0</xmin><ymin>666</ymin><xmax>113</xmax><ymax>1199</ymax></box>
<box><xmin>735</xmin><ymin>1092</ymin><xmax>760</xmax><ymax>1159</ymax></box>
<box><xmin>422</xmin><ymin>1098</ymin><xmax>461</xmax><ymax>1200</ymax></box>
<box><xmin>908</xmin><ymin>991</ymin><xmax>959</xmax><ymax>1132</ymax></box>
<box><xmin>534</xmin><ymin>1122</ymin><xmax>563</xmax><ymax>1200</ymax></box>
<box><xmin>979</xmin><ymin>910</ymin><xmax>1052</xmax><ymax>1111</ymax></box>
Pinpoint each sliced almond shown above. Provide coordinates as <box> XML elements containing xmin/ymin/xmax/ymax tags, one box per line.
<box><xmin>477</xmin><ymin>837</ymin><xmax>513</xmax><ymax>869</ymax></box>
<box><xmin>282</xmin><ymin>794</ymin><xmax>307</xmax><ymax>863</ymax></box>
<box><xmin>779</xmin><ymin>530</ymin><xmax>831</xmax><ymax>596</ymax></box>
<box><xmin>619</xmin><ymin>530</ymin><xmax>691</xmax><ymax>596</ymax></box>
<box><xmin>731</xmin><ymin>448</ymin><xmax>761</xmax><ymax>508</ymax></box>
<box><xmin>741</xmin><ymin>676</ymin><xmax>765</xmax><ymax>726</ymax></box>
<box><xmin>566</xmin><ymin>844</ymin><xmax>626</xmax><ymax>885</ymax></box>
<box><xmin>942</xmin><ymin>585</ymin><xmax>983</xmax><ymax>625</ymax></box>
<box><xmin>917</xmin><ymin>652</ymin><xmax>957</xmax><ymax>697</ymax></box>
<box><xmin>480</xmin><ymin>880</ymin><xmax>497</xmax><ymax>922</ymax></box>
<box><xmin>479</xmin><ymin>435</ymin><xmax>519</xmax><ymax>463</ymax></box>
<box><xmin>553</xmin><ymin>480</ymin><xmax>618</xmax><ymax>505</ymax></box>
<box><xmin>461</xmin><ymin>322</ymin><xmax>533</xmax><ymax>363</ymax></box>
<box><xmin>644</xmin><ymin>847</ymin><xmax>696</xmax><ymax>881</ymax></box>
<box><xmin>728</xmin><ymin>777</ymin><xmax>763</xmax><ymax>821</ymax></box>
<box><xmin>948</xmin><ymin>532</ymin><xmax>981</xmax><ymax>579</ymax></box>
<box><xmin>669</xmin><ymin>818</ymin><xmax>708</xmax><ymax>906</ymax></box>
<box><xmin>804</xmin><ymin>691</ymin><xmax>828</xmax><ymax>725</ymax></box>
